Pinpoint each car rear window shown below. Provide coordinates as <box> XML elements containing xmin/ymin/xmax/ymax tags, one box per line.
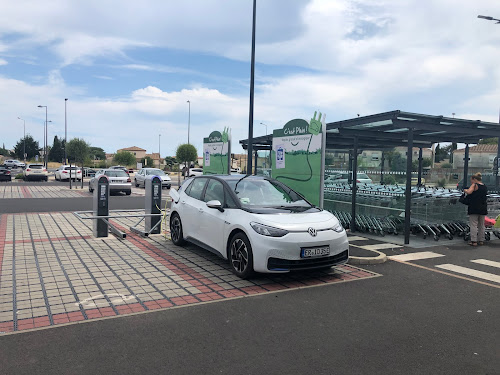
<box><xmin>64</xmin><ymin>167</ymin><xmax>79</xmax><ymax>170</ymax></box>
<box><xmin>104</xmin><ymin>171</ymin><xmax>128</xmax><ymax>177</ymax></box>
<box><xmin>358</xmin><ymin>173</ymin><xmax>369</xmax><ymax>179</ymax></box>
<box><xmin>29</xmin><ymin>165</ymin><xmax>44</xmax><ymax>169</ymax></box>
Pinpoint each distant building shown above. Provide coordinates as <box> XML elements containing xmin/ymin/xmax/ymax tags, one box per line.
<box><xmin>453</xmin><ymin>144</ymin><xmax>497</xmax><ymax>169</ymax></box>
<box><xmin>394</xmin><ymin>147</ymin><xmax>434</xmax><ymax>161</ymax></box>
<box><xmin>117</xmin><ymin>146</ymin><xmax>146</xmax><ymax>160</ymax></box>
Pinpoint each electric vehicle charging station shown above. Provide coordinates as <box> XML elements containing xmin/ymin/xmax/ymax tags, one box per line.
<box><xmin>145</xmin><ymin>176</ymin><xmax>162</xmax><ymax>234</ymax></box>
<box><xmin>93</xmin><ymin>175</ymin><xmax>109</xmax><ymax>238</ymax></box>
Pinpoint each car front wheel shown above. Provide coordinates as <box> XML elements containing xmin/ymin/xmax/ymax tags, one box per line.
<box><xmin>170</xmin><ymin>213</ymin><xmax>185</xmax><ymax>245</ymax></box>
<box><xmin>135</xmin><ymin>179</ymin><xmax>139</xmax><ymax>187</ymax></box>
<box><xmin>229</xmin><ymin>232</ymin><xmax>254</xmax><ymax>279</ymax></box>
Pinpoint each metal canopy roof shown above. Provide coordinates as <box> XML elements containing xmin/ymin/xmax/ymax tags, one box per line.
<box><xmin>240</xmin><ymin>110</ymin><xmax>500</xmax><ymax>151</ymax></box>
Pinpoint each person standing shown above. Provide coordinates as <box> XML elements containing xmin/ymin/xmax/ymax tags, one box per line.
<box><xmin>464</xmin><ymin>172</ymin><xmax>487</xmax><ymax>246</ymax></box>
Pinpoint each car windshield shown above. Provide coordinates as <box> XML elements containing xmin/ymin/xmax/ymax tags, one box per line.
<box><xmin>146</xmin><ymin>169</ymin><xmax>165</xmax><ymax>175</ymax></box>
<box><xmin>226</xmin><ymin>178</ymin><xmax>310</xmax><ymax>208</ymax></box>
<box><xmin>104</xmin><ymin>170</ymin><xmax>128</xmax><ymax>177</ymax></box>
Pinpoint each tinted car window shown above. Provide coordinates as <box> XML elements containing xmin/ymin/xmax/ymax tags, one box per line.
<box><xmin>204</xmin><ymin>179</ymin><xmax>225</xmax><ymax>203</ymax></box>
<box><xmin>104</xmin><ymin>170</ymin><xmax>128</xmax><ymax>177</ymax></box>
<box><xmin>29</xmin><ymin>165</ymin><xmax>44</xmax><ymax>169</ymax></box>
<box><xmin>186</xmin><ymin>178</ymin><xmax>207</xmax><ymax>200</ymax></box>
<box><xmin>146</xmin><ymin>169</ymin><xmax>165</xmax><ymax>175</ymax></box>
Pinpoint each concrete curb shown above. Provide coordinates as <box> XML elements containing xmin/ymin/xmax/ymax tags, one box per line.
<box><xmin>348</xmin><ymin>249</ymin><xmax>387</xmax><ymax>265</ymax></box>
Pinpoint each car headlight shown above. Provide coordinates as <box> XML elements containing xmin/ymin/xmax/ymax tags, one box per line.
<box><xmin>250</xmin><ymin>222</ymin><xmax>289</xmax><ymax>237</ymax></box>
<box><xmin>332</xmin><ymin>223</ymin><xmax>344</xmax><ymax>233</ymax></box>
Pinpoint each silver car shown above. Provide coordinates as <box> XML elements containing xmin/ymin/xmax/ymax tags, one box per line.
<box><xmin>89</xmin><ymin>169</ymin><xmax>132</xmax><ymax>195</ymax></box>
<box><xmin>134</xmin><ymin>168</ymin><xmax>171</xmax><ymax>189</ymax></box>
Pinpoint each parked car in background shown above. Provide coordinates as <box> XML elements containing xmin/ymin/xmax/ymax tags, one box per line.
<box><xmin>3</xmin><ymin>159</ymin><xmax>25</xmax><ymax>169</ymax></box>
<box><xmin>188</xmin><ymin>168</ymin><xmax>204</xmax><ymax>177</ymax></box>
<box><xmin>169</xmin><ymin>175</ymin><xmax>348</xmax><ymax>279</ymax></box>
<box><xmin>324</xmin><ymin>172</ymin><xmax>373</xmax><ymax>185</ymax></box>
<box><xmin>89</xmin><ymin>169</ymin><xmax>132</xmax><ymax>195</ymax></box>
<box><xmin>55</xmin><ymin>165</ymin><xmax>82</xmax><ymax>181</ymax></box>
<box><xmin>134</xmin><ymin>168</ymin><xmax>171</xmax><ymax>189</ymax></box>
<box><xmin>23</xmin><ymin>164</ymin><xmax>48</xmax><ymax>181</ymax></box>
<box><xmin>0</xmin><ymin>167</ymin><xmax>12</xmax><ymax>181</ymax></box>
<box><xmin>82</xmin><ymin>168</ymin><xmax>96</xmax><ymax>177</ymax></box>
<box><xmin>109</xmin><ymin>166</ymin><xmax>130</xmax><ymax>175</ymax></box>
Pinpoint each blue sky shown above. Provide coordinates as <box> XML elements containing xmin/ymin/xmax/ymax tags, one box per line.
<box><xmin>1</xmin><ymin>0</ymin><xmax>499</xmax><ymax>158</ymax></box>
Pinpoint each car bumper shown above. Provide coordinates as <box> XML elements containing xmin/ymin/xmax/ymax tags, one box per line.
<box><xmin>25</xmin><ymin>173</ymin><xmax>48</xmax><ymax>180</ymax></box>
<box><xmin>60</xmin><ymin>175</ymin><xmax>82</xmax><ymax>180</ymax></box>
<box><xmin>249</xmin><ymin>229</ymin><xmax>349</xmax><ymax>273</ymax></box>
<box><xmin>0</xmin><ymin>175</ymin><xmax>12</xmax><ymax>181</ymax></box>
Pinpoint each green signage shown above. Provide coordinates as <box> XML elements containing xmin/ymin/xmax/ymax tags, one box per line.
<box><xmin>203</xmin><ymin>127</ymin><xmax>231</xmax><ymax>175</ymax></box>
<box><xmin>271</xmin><ymin>112</ymin><xmax>325</xmax><ymax>206</ymax></box>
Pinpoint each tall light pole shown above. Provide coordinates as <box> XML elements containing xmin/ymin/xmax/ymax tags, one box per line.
<box><xmin>17</xmin><ymin>117</ymin><xmax>26</xmax><ymax>161</ymax></box>
<box><xmin>247</xmin><ymin>0</ymin><xmax>257</xmax><ymax>175</ymax></box>
<box><xmin>260</xmin><ymin>122</ymin><xmax>268</xmax><ymax>135</ymax></box>
<box><xmin>187</xmin><ymin>100</ymin><xmax>191</xmax><ymax>144</ymax></box>
<box><xmin>478</xmin><ymin>14</ymin><xmax>500</xmax><ymax>190</ymax></box>
<box><xmin>159</xmin><ymin>134</ymin><xmax>161</xmax><ymax>168</ymax></box>
<box><xmin>65</xmin><ymin>98</ymin><xmax>68</xmax><ymax>164</ymax></box>
<box><xmin>38</xmin><ymin>105</ymin><xmax>48</xmax><ymax>167</ymax></box>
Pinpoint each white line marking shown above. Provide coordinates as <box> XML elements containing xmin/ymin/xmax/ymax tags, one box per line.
<box><xmin>360</xmin><ymin>243</ymin><xmax>399</xmax><ymax>251</ymax></box>
<box><xmin>389</xmin><ymin>251</ymin><xmax>445</xmax><ymax>262</ymax></box>
<box><xmin>436</xmin><ymin>264</ymin><xmax>500</xmax><ymax>284</ymax></box>
<box><xmin>471</xmin><ymin>259</ymin><xmax>500</xmax><ymax>269</ymax></box>
<box><xmin>347</xmin><ymin>236</ymin><xmax>367</xmax><ymax>241</ymax></box>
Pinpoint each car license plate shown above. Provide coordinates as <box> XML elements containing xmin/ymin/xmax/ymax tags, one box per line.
<box><xmin>111</xmin><ymin>179</ymin><xmax>120</xmax><ymax>183</ymax></box>
<box><xmin>301</xmin><ymin>246</ymin><xmax>330</xmax><ymax>258</ymax></box>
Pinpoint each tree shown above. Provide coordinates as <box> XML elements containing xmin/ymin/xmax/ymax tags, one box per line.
<box><xmin>140</xmin><ymin>156</ymin><xmax>154</xmax><ymax>167</ymax></box>
<box><xmin>390</xmin><ymin>152</ymin><xmax>406</xmax><ymax>172</ymax></box>
<box><xmin>89</xmin><ymin>147</ymin><xmax>106</xmax><ymax>161</ymax></box>
<box><xmin>176</xmin><ymin>144</ymin><xmax>198</xmax><ymax>176</ymax></box>
<box><xmin>13</xmin><ymin>135</ymin><xmax>40</xmax><ymax>160</ymax></box>
<box><xmin>113</xmin><ymin>151</ymin><xmax>136</xmax><ymax>166</ymax></box>
<box><xmin>49</xmin><ymin>136</ymin><xmax>64</xmax><ymax>162</ymax></box>
<box><xmin>434</xmin><ymin>144</ymin><xmax>441</xmax><ymax>162</ymax></box>
<box><xmin>0</xmin><ymin>144</ymin><xmax>11</xmax><ymax>156</ymax></box>
<box><xmin>479</xmin><ymin>137</ymin><xmax>498</xmax><ymax>145</ymax></box>
<box><xmin>66</xmin><ymin>138</ymin><xmax>90</xmax><ymax>164</ymax></box>
<box><xmin>164</xmin><ymin>156</ymin><xmax>177</xmax><ymax>168</ymax></box>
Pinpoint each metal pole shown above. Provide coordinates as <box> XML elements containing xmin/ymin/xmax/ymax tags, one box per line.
<box><xmin>496</xmin><ymin>110</ymin><xmax>500</xmax><ymax>191</ymax></box>
<box><xmin>187</xmin><ymin>100</ymin><xmax>190</xmax><ymax>144</ymax></box>
<box><xmin>380</xmin><ymin>151</ymin><xmax>385</xmax><ymax>184</ymax></box>
<box><xmin>18</xmin><ymin>117</ymin><xmax>25</xmax><ymax>162</ymax></box>
<box><xmin>65</xmin><ymin>98</ymin><xmax>68</xmax><ymax>164</ymax></box>
<box><xmin>159</xmin><ymin>134</ymin><xmax>161</xmax><ymax>169</ymax></box>
<box><xmin>254</xmin><ymin>150</ymin><xmax>258</xmax><ymax>175</ymax></box>
<box><xmin>246</xmin><ymin>0</ymin><xmax>256</xmax><ymax>175</ymax></box>
<box><xmin>463</xmin><ymin>144</ymin><xmax>470</xmax><ymax>190</ymax></box>
<box><xmin>45</xmin><ymin>107</ymin><xmax>47</xmax><ymax>168</ymax></box>
<box><xmin>418</xmin><ymin>147</ymin><xmax>423</xmax><ymax>187</ymax></box>
<box><xmin>350</xmin><ymin>137</ymin><xmax>358</xmax><ymax>232</ymax></box>
<box><xmin>260</xmin><ymin>122</ymin><xmax>267</xmax><ymax>135</ymax></box>
<box><xmin>404</xmin><ymin>129</ymin><xmax>414</xmax><ymax>245</ymax></box>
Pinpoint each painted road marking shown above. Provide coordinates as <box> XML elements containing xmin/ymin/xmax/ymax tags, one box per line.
<box><xmin>389</xmin><ymin>251</ymin><xmax>445</xmax><ymax>262</ymax></box>
<box><xmin>347</xmin><ymin>236</ymin><xmax>366</xmax><ymax>241</ymax></box>
<box><xmin>360</xmin><ymin>243</ymin><xmax>399</xmax><ymax>251</ymax></box>
<box><xmin>435</xmin><ymin>264</ymin><xmax>500</xmax><ymax>284</ymax></box>
<box><xmin>471</xmin><ymin>259</ymin><xmax>500</xmax><ymax>269</ymax></box>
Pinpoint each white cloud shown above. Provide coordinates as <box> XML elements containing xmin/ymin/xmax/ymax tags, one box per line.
<box><xmin>0</xmin><ymin>58</ymin><xmax>7</xmax><ymax>65</ymax></box>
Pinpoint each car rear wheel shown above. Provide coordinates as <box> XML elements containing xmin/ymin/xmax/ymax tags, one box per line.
<box><xmin>125</xmin><ymin>190</ymin><xmax>131</xmax><ymax>195</ymax></box>
<box><xmin>135</xmin><ymin>179</ymin><xmax>139</xmax><ymax>187</ymax></box>
<box><xmin>229</xmin><ymin>232</ymin><xmax>254</xmax><ymax>279</ymax></box>
<box><xmin>170</xmin><ymin>213</ymin><xmax>185</xmax><ymax>245</ymax></box>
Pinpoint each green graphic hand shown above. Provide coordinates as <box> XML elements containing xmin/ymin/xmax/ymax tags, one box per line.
<box><xmin>309</xmin><ymin>111</ymin><xmax>322</xmax><ymax>135</ymax></box>
<box><xmin>222</xmin><ymin>127</ymin><xmax>229</xmax><ymax>143</ymax></box>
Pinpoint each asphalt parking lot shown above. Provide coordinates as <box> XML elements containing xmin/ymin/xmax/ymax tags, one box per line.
<box><xmin>0</xmin><ymin>181</ymin><xmax>499</xmax><ymax>375</ymax></box>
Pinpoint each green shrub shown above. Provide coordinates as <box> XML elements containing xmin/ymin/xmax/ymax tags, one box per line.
<box><xmin>441</xmin><ymin>163</ymin><xmax>452</xmax><ymax>169</ymax></box>
<box><xmin>438</xmin><ymin>178</ymin><xmax>446</xmax><ymax>187</ymax></box>
<box><xmin>383</xmin><ymin>175</ymin><xmax>396</xmax><ymax>185</ymax></box>
<box><xmin>15</xmin><ymin>173</ymin><xmax>24</xmax><ymax>179</ymax></box>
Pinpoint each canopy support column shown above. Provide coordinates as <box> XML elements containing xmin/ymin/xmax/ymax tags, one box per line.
<box><xmin>350</xmin><ymin>137</ymin><xmax>358</xmax><ymax>232</ymax></box>
<box><xmin>380</xmin><ymin>151</ymin><xmax>385</xmax><ymax>184</ymax></box>
<box><xmin>254</xmin><ymin>150</ymin><xmax>258</xmax><ymax>175</ymax></box>
<box><xmin>418</xmin><ymin>147</ymin><xmax>423</xmax><ymax>187</ymax></box>
<box><xmin>404</xmin><ymin>129</ymin><xmax>414</xmax><ymax>245</ymax></box>
<box><xmin>462</xmin><ymin>144</ymin><xmax>470</xmax><ymax>190</ymax></box>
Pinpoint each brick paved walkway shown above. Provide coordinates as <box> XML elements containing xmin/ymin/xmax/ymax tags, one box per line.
<box><xmin>0</xmin><ymin>212</ymin><xmax>380</xmax><ymax>334</ymax></box>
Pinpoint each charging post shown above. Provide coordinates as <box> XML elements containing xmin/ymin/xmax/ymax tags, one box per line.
<box><xmin>145</xmin><ymin>176</ymin><xmax>162</xmax><ymax>234</ymax></box>
<box><xmin>93</xmin><ymin>175</ymin><xmax>109</xmax><ymax>238</ymax></box>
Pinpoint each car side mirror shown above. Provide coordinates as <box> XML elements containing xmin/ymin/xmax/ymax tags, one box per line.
<box><xmin>206</xmin><ymin>200</ymin><xmax>224</xmax><ymax>212</ymax></box>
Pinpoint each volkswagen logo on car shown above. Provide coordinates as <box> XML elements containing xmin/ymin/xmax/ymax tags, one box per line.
<box><xmin>308</xmin><ymin>227</ymin><xmax>317</xmax><ymax>237</ymax></box>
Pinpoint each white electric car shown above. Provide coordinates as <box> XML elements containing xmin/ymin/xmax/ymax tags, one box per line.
<box><xmin>169</xmin><ymin>175</ymin><xmax>348</xmax><ymax>279</ymax></box>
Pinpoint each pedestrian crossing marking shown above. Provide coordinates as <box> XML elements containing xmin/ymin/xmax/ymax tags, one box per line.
<box><xmin>471</xmin><ymin>259</ymin><xmax>500</xmax><ymax>269</ymax></box>
<box><xmin>389</xmin><ymin>251</ymin><xmax>445</xmax><ymax>262</ymax></box>
<box><xmin>436</xmin><ymin>264</ymin><xmax>500</xmax><ymax>284</ymax></box>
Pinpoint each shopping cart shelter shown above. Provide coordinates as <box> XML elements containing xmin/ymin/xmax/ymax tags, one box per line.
<box><xmin>241</xmin><ymin>110</ymin><xmax>500</xmax><ymax>244</ymax></box>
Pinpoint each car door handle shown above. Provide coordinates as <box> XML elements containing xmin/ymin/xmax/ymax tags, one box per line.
<box><xmin>199</xmin><ymin>208</ymin><xmax>204</xmax><ymax>213</ymax></box>
<box><xmin>181</xmin><ymin>200</ymin><xmax>186</xmax><ymax>204</ymax></box>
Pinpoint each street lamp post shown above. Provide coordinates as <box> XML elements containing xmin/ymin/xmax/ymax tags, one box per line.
<box><xmin>247</xmin><ymin>0</ymin><xmax>257</xmax><ymax>175</ymax></box>
<box><xmin>37</xmin><ymin>105</ymin><xmax>48</xmax><ymax>167</ymax></box>
<box><xmin>159</xmin><ymin>134</ymin><xmax>161</xmax><ymax>169</ymax></box>
<box><xmin>17</xmin><ymin>117</ymin><xmax>26</xmax><ymax>161</ymax></box>
<box><xmin>65</xmin><ymin>98</ymin><xmax>68</xmax><ymax>164</ymax></box>
<box><xmin>478</xmin><ymin>14</ymin><xmax>500</xmax><ymax>190</ymax></box>
<box><xmin>260</xmin><ymin>122</ymin><xmax>268</xmax><ymax>135</ymax></box>
<box><xmin>187</xmin><ymin>100</ymin><xmax>191</xmax><ymax>144</ymax></box>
